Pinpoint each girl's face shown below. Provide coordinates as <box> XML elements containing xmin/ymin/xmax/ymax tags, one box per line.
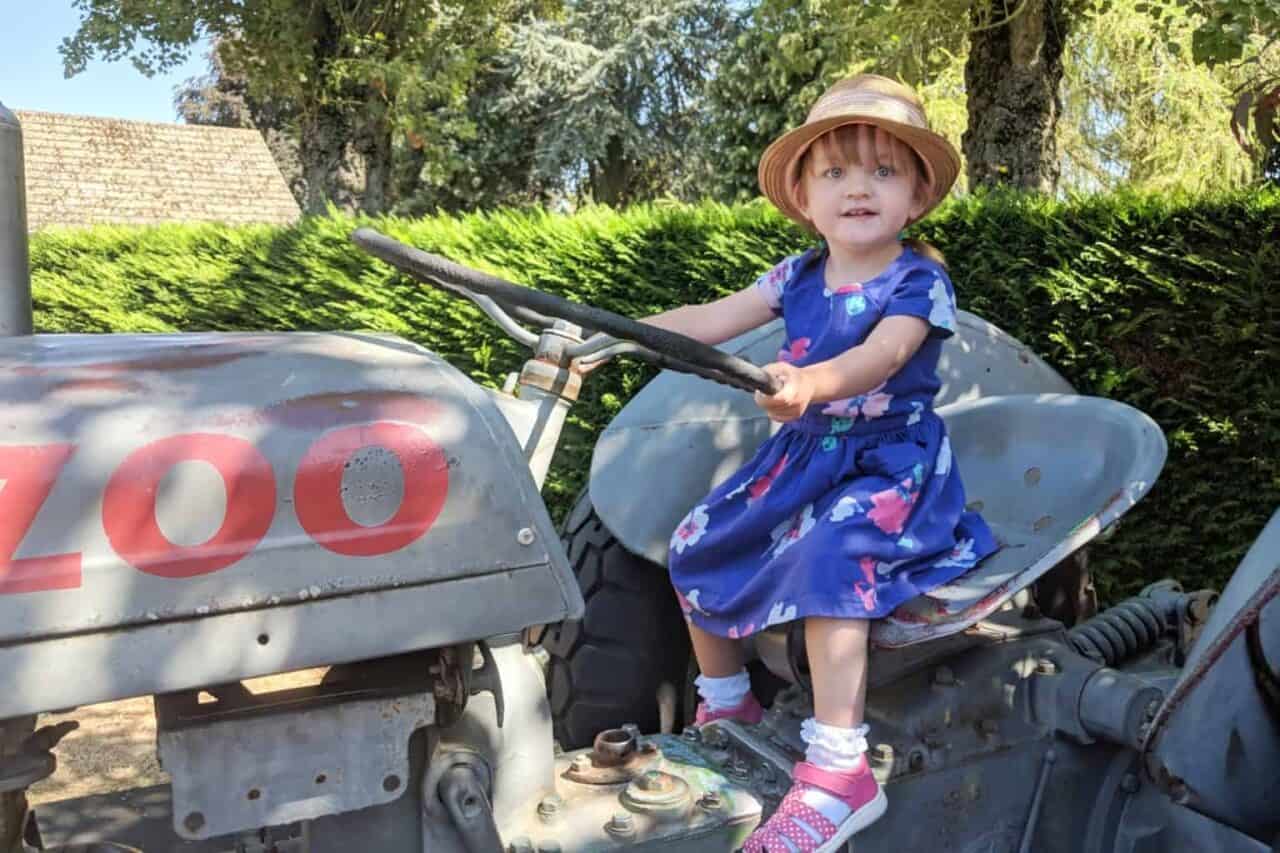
<box><xmin>794</xmin><ymin>124</ymin><xmax>928</xmax><ymax>256</ymax></box>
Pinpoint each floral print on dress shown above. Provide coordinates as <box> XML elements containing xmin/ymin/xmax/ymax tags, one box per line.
<box><xmin>727</xmin><ymin>454</ymin><xmax>790</xmax><ymax>502</ymax></box>
<box><xmin>747</xmin><ymin>455</ymin><xmax>788</xmax><ymax>503</ymax></box>
<box><xmin>670</xmin><ymin>504</ymin><xmax>710</xmax><ymax>554</ymax></box>
<box><xmin>668</xmin><ymin>247</ymin><xmax>999</xmax><ymax>635</ymax></box>
<box><xmin>769</xmin><ymin>503</ymin><xmax>816</xmax><ymax>557</ymax></box>
<box><xmin>853</xmin><ymin>556</ymin><xmax>880</xmax><ymax>611</ymax></box>
<box><xmin>822</xmin><ymin>384</ymin><xmax>893</xmax><ymax>421</ymax></box>
<box><xmin>831</xmin><ymin>495</ymin><xmax>865</xmax><ymax>522</ymax></box>
<box><xmin>824</xmin><ymin>281</ymin><xmax>867</xmax><ymax>316</ymax></box>
<box><xmin>675</xmin><ymin>587</ymin><xmax>710</xmax><ymax>617</ymax></box>
<box><xmin>754</xmin><ymin>255</ymin><xmax>802</xmax><ymax>312</ymax></box>
<box><xmin>933</xmin><ymin>537</ymin><xmax>979</xmax><ymax>570</ymax></box>
<box><xmin>928</xmin><ymin>277</ymin><xmax>956</xmax><ymax>332</ymax></box>
<box><xmin>935</xmin><ymin>435</ymin><xmax>952</xmax><ymax>476</ymax></box>
<box><xmin>779</xmin><ymin>338</ymin><xmax>811</xmax><ymax>363</ymax></box>
<box><xmin>867</xmin><ymin>464</ymin><xmax>924</xmax><ymax>535</ymax></box>
<box><xmin>765</xmin><ymin>600</ymin><xmax>798</xmax><ymax>628</ymax></box>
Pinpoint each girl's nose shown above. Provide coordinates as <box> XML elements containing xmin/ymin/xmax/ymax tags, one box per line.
<box><xmin>844</xmin><ymin>173</ymin><xmax>871</xmax><ymax>197</ymax></box>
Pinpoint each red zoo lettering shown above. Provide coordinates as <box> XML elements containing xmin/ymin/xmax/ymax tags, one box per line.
<box><xmin>103</xmin><ymin>434</ymin><xmax>277</xmax><ymax>578</ymax></box>
<box><xmin>0</xmin><ymin>444</ymin><xmax>81</xmax><ymax>594</ymax></box>
<box><xmin>294</xmin><ymin>422</ymin><xmax>449</xmax><ymax>556</ymax></box>
<box><xmin>3</xmin><ymin>421</ymin><xmax>447</xmax><ymax>593</ymax></box>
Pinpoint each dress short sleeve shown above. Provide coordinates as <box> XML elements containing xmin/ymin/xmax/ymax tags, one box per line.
<box><xmin>752</xmin><ymin>254</ymin><xmax>804</xmax><ymax>316</ymax></box>
<box><xmin>882</xmin><ymin>263</ymin><xmax>958</xmax><ymax>339</ymax></box>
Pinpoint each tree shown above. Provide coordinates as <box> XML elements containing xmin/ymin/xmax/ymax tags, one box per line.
<box><xmin>483</xmin><ymin>0</ymin><xmax>740</xmax><ymax>207</ymax></box>
<box><xmin>1057</xmin><ymin>0</ymin><xmax>1277</xmax><ymax>192</ymax></box>
<box><xmin>962</xmin><ymin>0</ymin><xmax>1084</xmax><ymax>192</ymax></box>
<box><xmin>61</xmin><ymin>0</ymin><xmax>520</xmax><ymax>214</ymax></box>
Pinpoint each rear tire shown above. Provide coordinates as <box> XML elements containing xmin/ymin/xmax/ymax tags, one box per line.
<box><xmin>541</xmin><ymin>491</ymin><xmax>692</xmax><ymax>750</ymax></box>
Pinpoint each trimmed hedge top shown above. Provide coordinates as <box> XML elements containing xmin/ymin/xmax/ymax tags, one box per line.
<box><xmin>30</xmin><ymin>189</ymin><xmax>1280</xmax><ymax>601</ymax></box>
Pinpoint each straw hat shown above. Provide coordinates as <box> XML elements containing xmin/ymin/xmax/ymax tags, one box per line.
<box><xmin>757</xmin><ymin>74</ymin><xmax>960</xmax><ymax>228</ymax></box>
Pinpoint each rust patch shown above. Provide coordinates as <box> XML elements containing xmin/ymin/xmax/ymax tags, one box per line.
<box><xmin>13</xmin><ymin>343</ymin><xmax>261</xmax><ymax>376</ymax></box>
<box><xmin>260</xmin><ymin>391</ymin><xmax>440</xmax><ymax>431</ymax></box>
<box><xmin>1143</xmin><ymin>568</ymin><xmax>1280</xmax><ymax>759</ymax></box>
<box><xmin>50</xmin><ymin>378</ymin><xmax>145</xmax><ymax>394</ymax></box>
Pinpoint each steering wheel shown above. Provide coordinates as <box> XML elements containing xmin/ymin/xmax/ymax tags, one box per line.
<box><xmin>351</xmin><ymin>228</ymin><xmax>781</xmax><ymax>395</ymax></box>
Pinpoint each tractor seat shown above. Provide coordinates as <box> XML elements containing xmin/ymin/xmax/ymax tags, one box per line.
<box><xmin>762</xmin><ymin>394</ymin><xmax>1166</xmax><ymax>651</ymax></box>
<box><xmin>873</xmin><ymin>393</ymin><xmax>1164</xmax><ymax>647</ymax></box>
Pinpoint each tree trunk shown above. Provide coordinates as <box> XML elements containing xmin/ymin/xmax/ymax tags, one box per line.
<box><xmin>298</xmin><ymin>104</ymin><xmax>365</xmax><ymax>214</ymax></box>
<box><xmin>962</xmin><ymin>0</ymin><xmax>1072</xmax><ymax>193</ymax></box>
<box><xmin>591</xmin><ymin>136</ymin><xmax>632</xmax><ymax>206</ymax></box>
<box><xmin>354</xmin><ymin>92</ymin><xmax>395</xmax><ymax>215</ymax></box>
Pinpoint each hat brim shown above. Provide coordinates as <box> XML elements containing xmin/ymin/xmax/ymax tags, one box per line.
<box><xmin>757</xmin><ymin>116</ymin><xmax>960</xmax><ymax>229</ymax></box>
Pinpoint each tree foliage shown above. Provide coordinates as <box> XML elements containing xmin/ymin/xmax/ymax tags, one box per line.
<box><xmin>61</xmin><ymin>0</ymin><xmax>527</xmax><ymax>214</ymax></box>
<box><xmin>491</xmin><ymin>0</ymin><xmax>736</xmax><ymax>207</ymax></box>
<box><xmin>1060</xmin><ymin>0</ymin><xmax>1279</xmax><ymax>191</ymax></box>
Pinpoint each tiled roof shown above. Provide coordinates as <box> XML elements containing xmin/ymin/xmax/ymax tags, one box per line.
<box><xmin>15</xmin><ymin>110</ymin><xmax>300</xmax><ymax>231</ymax></box>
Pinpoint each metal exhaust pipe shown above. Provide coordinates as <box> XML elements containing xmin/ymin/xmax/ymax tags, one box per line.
<box><xmin>0</xmin><ymin>103</ymin><xmax>32</xmax><ymax>337</ymax></box>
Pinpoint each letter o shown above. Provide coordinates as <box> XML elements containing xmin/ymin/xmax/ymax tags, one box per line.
<box><xmin>294</xmin><ymin>422</ymin><xmax>448</xmax><ymax>556</ymax></box>
<box><xmin>103</xmin><ymin>434</ymin><xmax>277</xmax><ymax>578</ymax></box>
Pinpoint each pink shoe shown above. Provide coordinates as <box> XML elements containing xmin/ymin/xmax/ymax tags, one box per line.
<box><xmin>740</xmin><ymin>760</ymin><xmax>887</xmax><ymax>852</ymax></box>
<box><xmin>694</xmin><ymin>693</ymin><xmax>765</xmax><ymax>726</ymax></box>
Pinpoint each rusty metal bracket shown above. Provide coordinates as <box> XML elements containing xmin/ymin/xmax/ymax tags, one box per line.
<box><xmin>564</xmin><ymin>727</ymin><xmax>663</xmax><ymax>785</ymax></box>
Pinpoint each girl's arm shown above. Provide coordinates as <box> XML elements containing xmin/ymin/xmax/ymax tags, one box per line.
<box><xmin>754</xmin><ymin>316</ymin><xmax>929</xmax><ymax>421</ymax></box>
<box><xmin>642</xmin><ymin>286</ymin><xmax>777</xmax><ymax>346</ymax></box>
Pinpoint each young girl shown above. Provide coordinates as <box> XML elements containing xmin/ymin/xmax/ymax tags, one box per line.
<box><xmin>647</xmin><ymin>74</ymin><xmax>997</xmax><ymax>851</ymax></box>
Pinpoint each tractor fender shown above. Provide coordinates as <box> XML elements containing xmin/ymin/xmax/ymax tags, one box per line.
<box><xmin>588</xmin><ymin>311</ymin><xmax>1075</xmax><ymax>566</ymax></box>
<box><xmin>0</xmin><ymin>331</ymin><xmax>581</xmax><ymax>718</ymax></box>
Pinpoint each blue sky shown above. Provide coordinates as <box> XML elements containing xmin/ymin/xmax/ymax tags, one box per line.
<box><xmin>0</xmin><ymin>1</ymin><xmax>210</xmax><ymax>123</ymax></box>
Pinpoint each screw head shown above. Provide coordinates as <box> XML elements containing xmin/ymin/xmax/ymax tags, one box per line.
<box><xmin>606</xmin><ymin>812</ymin><xmax>635</xmax><ymax>836</ymax></box>
<box><xmin>1035</xmin><ymin>658</ymin><xmax>1059</xmax><ymax>676</ymax></box>
<box><xmin>869</xmin><ymin>743</ymin><xmax>895</xmax><ymax>766</ymax></box>
<box><xmin>517</xmin><ymin>527</ymin><xmax>536</xmax><ymax>546</ymax></box>
<box><xmin>537</xmin><ymin>794</ymin><xmax>563</xmax><ymax>821</ymax></box>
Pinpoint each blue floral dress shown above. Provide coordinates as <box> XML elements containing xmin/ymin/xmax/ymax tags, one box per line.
<box><xmin>668</xmin><ymin>246</ymin><xmax>997</xmax><ymax>638</ymax></box>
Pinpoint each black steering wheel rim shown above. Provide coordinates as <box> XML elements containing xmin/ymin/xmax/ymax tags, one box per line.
<box><xmin>351</xmin><ymin>228</ymin><xmax>780</xmax><ymax>395</ymax></box>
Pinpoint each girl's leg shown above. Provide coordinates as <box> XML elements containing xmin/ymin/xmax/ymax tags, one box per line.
<box><xmin>687</xmin><ymin>620</ymin><xmax>743</xmax><ymax>677</ymax></box>
<box><xmin>685</xmin><ymin>619</ymin><xmax>763</xmax><ymax>723</ymax></box>
<box><xmin>805</xmin><ymin>616</ymin><xmax>870</xmax><ymax>727</ymax></box>
<box><xmin>743</xmin><ymin>616</ymin><xmax>883</xmax><ymax>852</ymax></box>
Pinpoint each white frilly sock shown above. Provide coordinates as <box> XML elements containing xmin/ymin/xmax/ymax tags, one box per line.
<box><xmin>694</xmin><ymin>669</ymin><xmax>751</xmax><ymax>712</ymax></box>
<box><xmin>798</xmin><ymin>718</ymin><xmax>871</xmax><ymax>825</ymax></box>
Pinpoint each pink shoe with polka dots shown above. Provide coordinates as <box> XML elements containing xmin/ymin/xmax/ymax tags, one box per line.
<box><xmin>740</xmin><ymin>760</ymin><xmax>887</xmax><ymax>853</ymax></box>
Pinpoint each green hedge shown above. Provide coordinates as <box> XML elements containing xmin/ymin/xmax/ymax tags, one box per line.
<box><xmin>30</xmin><ymin>189</ymin><xmax>1280</xmax><ymax>601</ymax></box>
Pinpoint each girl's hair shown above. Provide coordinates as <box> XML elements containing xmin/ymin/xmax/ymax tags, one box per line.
<box><xmin>797</xmin><ymin>123</ymin><xmax>948</xmax><ymax>269</ymax></box>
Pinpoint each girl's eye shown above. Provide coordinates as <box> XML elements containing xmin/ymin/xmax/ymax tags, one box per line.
<box><xmin>876</xmin><ymin>165</ymin><xmax>894</xmax><ymax>178</ymax></box>
<box><xmin>825</xmin><ymin>167</ymin><xmax>843</xmax><ymax>179</ymax></box>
